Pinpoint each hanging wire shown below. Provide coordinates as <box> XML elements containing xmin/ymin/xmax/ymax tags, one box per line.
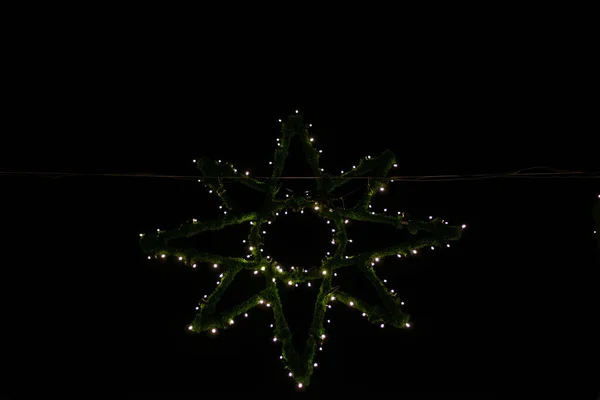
<box><xmin>0</xmin><ymin>167</ymin><xmax>598</xmax><ymax>182</ymax></box>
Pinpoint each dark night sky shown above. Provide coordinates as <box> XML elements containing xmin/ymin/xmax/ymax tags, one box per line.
<box><xmin>1</xmin><ymin>20</ymin><xmax>599</xmax><ymax>400</ymax></box>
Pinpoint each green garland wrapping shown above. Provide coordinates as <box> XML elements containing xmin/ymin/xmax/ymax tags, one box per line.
<box><xmin>139</xmin><ymin>113</ymin><xmax>464</xmax><ymax>389</ymax></box>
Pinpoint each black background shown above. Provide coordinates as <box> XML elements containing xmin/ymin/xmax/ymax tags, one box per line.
<box><xmin>1</xmin><ymin>9</ymin><xmax>599</xmax><ymax>400</ymax></box>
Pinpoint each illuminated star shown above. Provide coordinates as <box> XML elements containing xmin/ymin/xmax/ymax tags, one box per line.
<box><xmin>140</xmin><ymin>113</ymin><xmax>463</xmax><ymax>388</ymax></box>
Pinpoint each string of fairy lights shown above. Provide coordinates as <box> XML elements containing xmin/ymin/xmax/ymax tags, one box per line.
<box><xmin>139</xmin><ymin>111</ymin><xmax>468</xmax><ymax>389</ymax></box>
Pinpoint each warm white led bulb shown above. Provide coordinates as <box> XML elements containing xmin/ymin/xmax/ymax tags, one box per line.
<box><xmin>188</xmin><ymin>325</ymin><xmax>193</xmax><ymax>330</ymax></box>
<box><xmin>211</xmin><ymin>328</ymin><xmax>216</xmax><ymax>333</ymax></box>
<box><xmin>322</xmin><ymin>270</ymin><xmax>327</xmax><ymax>275</ymax></box>
<box><xmin>349</xmin><ymin>301</ymin><xmax>354</xmax><ymax>306</ymax></box>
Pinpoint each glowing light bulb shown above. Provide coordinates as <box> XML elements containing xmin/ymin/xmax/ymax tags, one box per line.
<box><xmin>213</xmin><ymin>264</ymin><xmax>218</xmax><ymax>268</ymax></box>
<box><xmin>330</xmin><ymin>296</ymin><xmax>335</xmax><ymax>301</ymax></box>
<box><xmin>462</xmin><ymin>224</ymin><xmax>467</xmax><ymax>229</ymax></box>
<box><xmin>310</xmin><ymin>138</ymin><xmax>314</xmax><ymax>142</ymax></box>
<box><xmin>405</xmin><ymin>323</ymin><xmax>411</xmax><ymax>327</ymax></box>
<box><xmin>314</xmin><ymin>363</ymin><xmax>318</xmax><ymax>367</ymax></box>
<box><xmin>229</xmin><ymin>320</ymin><xmax>234</xmax><ymax>325</ymax></box>
<box><xmin>192</xmin><ymin>264</ymin><xmax>197</xmax><ymax>268</ymax></box>
<box><xmin>322</xmin><ymin>270</ymin><xmax>327</xmax><ymax>275</ymax></box>
<box><xmin>314</xmin><ymin>206</ymin><xmax>319</xmax><ymax>210</ymax></box>
<box><xmin>298</xmin><ymin>383</ymin><xmax>303</xmax><ymax>388</ymax></box>
<box><xmin>321</xmin><ymin>334</ymin><xmax>326</xmax><ymax>339</ymax></box>
<box><xmin>245</xmin><ymin>171</ymin><xmax>249</xmax><ymax>175</ymax></box>
<box><xmin>211</xmin><ymin>328</ymin><xmax>216</xmax><ymax>333</ymax></box>
<box><xmin>412</xmin><ymin>250</ymin><xmax>417</xmax><ymax>254</ymax></box>
<box><xmin>244</xmin><ymin>313</ymin><xmax>248</xmax><ymax>317</ymax></box>
<box><xmin>254</xmin><ymin>271</ymin><xmax>258</xmax><ymax>274</ymax></box>
<box><xmin>380</xmin><ymin>324</ymin><xmax>384</xmax><ymax>328</ymax></box>
<box><xmin>379</xmin><ymin>187</ymin><xmax>384</xmax><ymax>191</ymax></box>
<box><xmin>161</xmin><ymin>254</ymin><xmax>165</xmax><ymax>258</ymax></box>
<box><xmin>266</xmin><ymin>303</ymin><xmax>271</xmax><ymax>307</ymax></box>
<box><xmin>375</xmin><ymin>257</ymin><xmax>379</xmax><ymax>262</ymax></box>
<box><xmin>188</xmin><ymin>325</ymin><xmax>193</xmax><ymax>330</ymax></box>
<box><xmin>259</xmin><ymin>300</ymin><xmax>264</xmax><ymax>304</ymax></box>
<box><xmin>273</xmin><ymin>337</ymin><xmax>277</xmax><ymax>342</ymax></box>
<box><xmin>178</xmin><ymin>256</ymin><xmax>182</xmax><ymax>260</ymax></box>
<box><xmin>349</xmin><ymin>301</ymin><xmax>354</xmax><ymax>306</ymax></box>
<box><xmin>344</xmin><ymin>219</ymin><xmax>348</xmax><ymax>223</ymax></box>
<box><xmin>288</xmin><ymin>281</ymin><xmax>293</xmax><ymax>285</ymax></box>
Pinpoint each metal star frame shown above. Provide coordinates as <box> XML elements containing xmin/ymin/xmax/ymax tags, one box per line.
<box><xmin>139</xmin><ymin>113</ymin><xmax>463</xmax><ymax>388</ymax></box>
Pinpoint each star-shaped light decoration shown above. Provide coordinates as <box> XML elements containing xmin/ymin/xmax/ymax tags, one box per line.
<box><xmin>139</xmin><ymin>112</ymin><xmax>464</xmax><ymax>389</ymax></box>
